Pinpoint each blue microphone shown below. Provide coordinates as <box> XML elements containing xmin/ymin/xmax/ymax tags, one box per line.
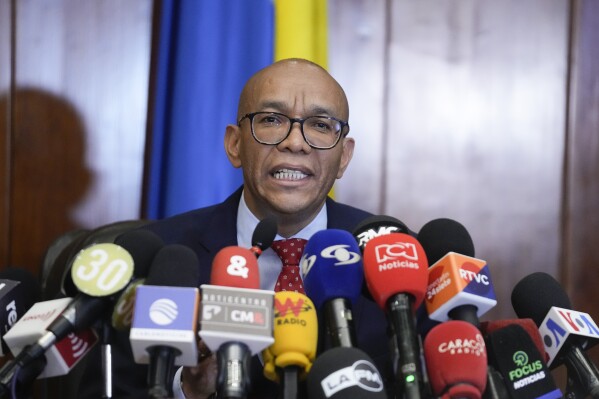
<box><xmin>300</xmin><ymin>229</ymin><xmax>363</xmax><ymax>348</ymax></box>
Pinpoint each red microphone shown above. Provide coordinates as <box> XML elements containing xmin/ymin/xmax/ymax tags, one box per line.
<box><xmin>210</xmin><ymin>246</ymin><xmax>260</xmax><ymax>289</ymax></box>
<box><xmin>423</xmin><ymin>320</ymin><xmax>488</xmax><ymax>399</ymax></box>
<box><xmin>362</xmin><ymin>233</ymin><xmax>429</xmax><ymax>399</ymax></box>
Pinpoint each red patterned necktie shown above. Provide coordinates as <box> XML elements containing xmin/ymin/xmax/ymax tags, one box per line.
<box><xmin>271</xmin><ymin>238</ymin><xmax>308</xmax><ymax>293</ymax></box>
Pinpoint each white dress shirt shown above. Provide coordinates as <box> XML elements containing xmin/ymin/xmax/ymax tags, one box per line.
<box><xmin>173</xmin><ymin>190</ymin><xmax>327</xmax><ymax>398</ymax></box>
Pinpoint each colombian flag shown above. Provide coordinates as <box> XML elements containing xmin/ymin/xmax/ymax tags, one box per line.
<box><xmin>146</xmin><ymin>0</ymin><xmax>329</xmax><ymax>219</ymax></box>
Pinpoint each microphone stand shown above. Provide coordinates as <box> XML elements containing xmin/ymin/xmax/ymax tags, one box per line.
<box><xmin>101</xmin><ymin>322</ymin><xmax>112</xmax><ymax>398</ymax></box>
<box><xmin>564</xmin><ymin>346</ymin><xmax>599</xmax><ymax>399</ymax></box>
<box><xmin>216</xmin><ymin>342</ymin><xmax>251</xmax><ymax>399</ymax></box>
<box><xmin>280</xmin><ymin>366</ymin><xmax>299</xmax><ymax>399</ymax></box>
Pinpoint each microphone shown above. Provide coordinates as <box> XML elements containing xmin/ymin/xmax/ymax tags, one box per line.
<box><xmin>307</xmin><ymin>346</ymin><xmax>386</xmax><ymax>399</ymax></box>
<box><xmin>110</xmin><ymin>229</ymin><xmax>165</xmax><ymax>330</ymax></box>
<box><xmin>423</xmin><ymin>320</ymin><xmax>488</xmax><ymax>399</ymax></box>
<box><xmin>352</xmin><ymin>215</ymin><xmax>410</xmax><ymax>253</ymax></box>
<box><xmin>200</xmin><ymin>245</ymin><xmax>275</xmax><ymax>398</ymax></box>
<box><xmin>129</xmin><ymin>244</ymin><xmax>200</xmax><ymax>399</ymax></box>
<box><xmin>484</xmin><ymin>323</ymin><xmax>562</xmax><ymax>399</ymax></box>
<box><xmin>362</xmin><ymin>232</ymin><xmax>428</xmax><ymax>399</ymax></box>
<box><xmin>479</xmin><ymin>318</ymin><xmax>548</xmax><ymax>363</ymax></box>
<box><xmin>417</xmin><ymin>218</ymin><xmax>497</xmax><ymax>327</ymax></box>
<box><xmin>0</xmin><ymin>268</ymin><xmax>41</xmax><ymax>357</ymax></box>
<box><xmin>300</xmin><ymin>229</ymin><xmax>363</xmax><ymax>348</ymax></box>
<box><xmin>263</xmin><ymin>291</ymin><xmax>318</xmax><ymax>399</ymax></box>
<box><xmin>1</xmin><ymin>240</ymin><xmax>137</xmax><ymax>381</ymax></box>
<box><xmin>512</xmin><ymin>272</ymin><xmax>599</xmax><ymax>398</ymax></box>
<box><xmin>250</xmin><ymin>217</ymin><xmax>278</xmax><ymax>257</ymax></box>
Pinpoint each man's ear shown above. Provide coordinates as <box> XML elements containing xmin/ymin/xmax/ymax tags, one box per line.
<box><xmin>224</xmin><ymin>124</ymin><xmax>242</xmax><ymax>168</ymax></box>
<box><xmin>336</xmin><ymin>137</ymin><xmax>355</xmax><ymax>179</ymax></box>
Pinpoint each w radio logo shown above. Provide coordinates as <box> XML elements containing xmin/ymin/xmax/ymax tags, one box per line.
<box><xmin>274</xmin><ymin>297</ymin><xmax>312</xmax><ymax>318</ymax></box>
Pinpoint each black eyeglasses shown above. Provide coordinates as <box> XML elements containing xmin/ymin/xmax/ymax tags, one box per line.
<box><xmin>237</xmin><ymin>112</ymin><xmax>350</xmax><ymax>150</ymax></box>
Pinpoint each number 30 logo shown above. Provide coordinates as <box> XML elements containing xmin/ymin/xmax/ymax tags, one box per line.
<box><xmin>71</xmin><ymin>243</ymin><xmax>134</xmax><ymax>297</ymax></box>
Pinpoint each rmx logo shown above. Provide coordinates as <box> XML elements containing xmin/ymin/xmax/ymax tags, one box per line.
<box><xmin>227</xmin><ymin>255</ymin><xmax>249</xmax><ymax>279</ymax></box>
<box><xmin>375</xmin><ymin>242</ymin><xmax>418</xmax><ymax>262</ymax></box>
<box><xmin>202</xmin><ymin>305</ymin><xmax>222</xmax><ymax>320</ymax></box>
<box><xmin>274</xmin><ymin>297</ymin><xmax>312</xmax><ymax>318</ymax></box>
<box><xmin>320</xmin><ymin>245</ymin><xmax>361</xmax><ymax>266</ymax></box>
<box><xmin>512</xmin><ymin>350</ymin><xmax>528</xmax><ymax>367</ymax></box>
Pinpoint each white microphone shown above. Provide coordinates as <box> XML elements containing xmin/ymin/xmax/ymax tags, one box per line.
<box><xmin>129</xmin><ymin>244</ymin><xmax>200</xmax><ymax>399</ymax></box>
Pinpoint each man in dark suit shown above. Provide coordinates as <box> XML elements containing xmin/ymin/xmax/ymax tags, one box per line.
<box><xmin>80</xmin><ymin>58</ymin><xmax>393</xmax><ymax>398</ymax></box>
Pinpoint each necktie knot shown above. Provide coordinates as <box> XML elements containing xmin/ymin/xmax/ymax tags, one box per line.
<box><xmin>271</xmin><ymin>238</ymin><xmax>307</xmax><ymax>293</ymax></box>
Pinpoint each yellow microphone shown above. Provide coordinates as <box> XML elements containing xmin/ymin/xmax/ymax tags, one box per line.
<box><xmin>263</xmin><ymin>291</ymin><xmax>318</xmax><ymax>398</ymax></box>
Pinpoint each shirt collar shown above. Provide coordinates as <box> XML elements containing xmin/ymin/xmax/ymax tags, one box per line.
<box><xmin>237</xmin><ymin>190</ymin><xmax>327</xmax><ymax>247</ymax></box>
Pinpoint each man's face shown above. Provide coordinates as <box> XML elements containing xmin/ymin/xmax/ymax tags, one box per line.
<box><xmin>225</xmin><ymin>61</ymin><xmax>354</xmax><ymax>225</ymax></box>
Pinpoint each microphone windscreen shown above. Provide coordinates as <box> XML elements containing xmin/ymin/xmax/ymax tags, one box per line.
<box><xmin>417</xmin><ymin>218</ymin><xmax>475</xmax><ymax>264</ymax></box>
<box><xmin>480</xmin><ymin>318</ymin><xmax>547</xmax><ymax>362</ymax></box>
<box><xmin>485</xmin><ymin>323</ymin><xmax>561</xmax><ymax>399</ymax></box>
<box><xmin>210</xmin><ymin>246</ymin><xmax>260</xmax><ymax>289</ymax></box>
<box><xmin>352</xmin><ymin>215</ymin><xmax>410</xmax><ymax>252</ymax></box>
<box><xmin>252</xmin><ymin>217</ymin><xmax>277</xmax><ymax>252</ymax></box>
<box><xmin>423</xmin><ymin>320</ymin><xmax>487</xmax><ymax>398</ymax></box>
<box><xmin>145</xmin><ymin>244</ymin><xmax>199</xmax><ymax>287</ymax></box>
<box><xmin>362</xmin><ymin>233</ymin><xmax>428</xmax><ymax>310</ymax></box>
<box><xmin>114</xmin><ymin>229</ymin><xmax>164</xmax><ymax>278</ymax></box>
<box><xmin>307</xmin><ymin>346</ymin><xmax>386</xmax><ymax>399</ymax></box>
<box><xmin>510</xmin><ymin>272</ymin><xmax>571</xmax><ymax>325</ymax></box>
<box><xmin>263</xmin><ymin>291</ymin><xmax>318</xmax><ymax>381</ymax></box>
<box><xmin>300</xmin><ymin>229</ymin><xmax>363</xmax><ymax>310</ymax></box>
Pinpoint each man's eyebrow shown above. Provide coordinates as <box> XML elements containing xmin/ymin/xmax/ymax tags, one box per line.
<box><xmin>256</xmin><ymin>101</ymin><xmax>336</xmax><ymax>117</ymax></box>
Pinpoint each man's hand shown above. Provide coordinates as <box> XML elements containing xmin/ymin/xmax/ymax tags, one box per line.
<box><xmin>181</xmin><ymin>340</ymin><xmax>217</xmax><ymax>399</ymax></box>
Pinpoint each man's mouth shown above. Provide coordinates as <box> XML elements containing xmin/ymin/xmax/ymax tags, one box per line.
<box><xmin>272</xmin><ymin>168</ymin><xmax>308</xmax><ymax>180</ymax></box>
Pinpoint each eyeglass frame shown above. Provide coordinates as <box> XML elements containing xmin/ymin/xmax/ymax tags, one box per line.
<box><xmin>237</xmin><ymin>111</ymin><xmax>350</xmax><ymax>150</ymax></box>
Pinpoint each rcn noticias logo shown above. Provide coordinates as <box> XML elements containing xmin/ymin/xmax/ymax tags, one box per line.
<box><xmin>374</xmin><ymin>242</ymin><xmax>420</xmax><ymax>271</ymax></box>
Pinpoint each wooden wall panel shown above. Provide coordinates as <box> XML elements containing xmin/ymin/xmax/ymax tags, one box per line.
<box><xmin>329</xmin><ymin>0</ymin><xmax>388</xmax><ymax>213</ymax></box>
<box><xmin>1</xmin><ymin>0</ymin><xmax>152</xmax><ymax>277</ymax></box>
<box><xmin>334</xmin><ymin>0</ymin><xmax>571</xmax><ymax>321</ymax></box>
<box><xmin>564</xmin><ymin>0</ymin><xmax>599</xmax><ymax>362</ymax></box>
<box><xmin>0</xmin><ymin>0</ymin><xmax>12</xmax><ymax>268</ymax></box>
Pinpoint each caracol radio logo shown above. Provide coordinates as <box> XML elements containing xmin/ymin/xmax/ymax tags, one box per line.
<box><xmin>437</xmin><ymin>334</ymin><xmax>486</xmax><ymax>356</ymax></box>
<box><xmin>320</xmin><ymin>245</ymin><xmax>361</xmax><ymax>266</ymax></box>
<box><xmin>275</xmin><ymin>297</ymin><xmax>312</xmax><ymax>318</ymax></box>
<box><xmin>149</xmin><ymin>298</ymin><xmax>178</xmax><ymax>325</ymax></box>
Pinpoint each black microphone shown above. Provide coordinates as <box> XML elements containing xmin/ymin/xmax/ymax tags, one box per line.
<box><xmin>512</xmin><ymin>272</ymin><xmax>599</xmax><ymax>398</ymax></box>
<box><xmin>129</xmin><ymin>244</ymin><xmax>200</xmax><ymax>399</ymax></box>
<box><xmin>307</xmin><ymin>346</ymin><xmax>386</xmax><ymax>398</ymax></box>
<box><xmin>485</xmin><ymin>323</ymin><xmax>562</xmax><ymax>399</ymax></box>
<box><xmin>0</xmin><ymin>268</ymin><xmax>41</xmax><ymax>357</ymax></box>
<box><xmin>250</xmin><ymin>217</ymin><xmax>277</xmax><ymax>258</ymax></box>
<box><xmin>417</xmin><ymin>218</ymin><xmax>506</xmax><ymax>399</ymax></box>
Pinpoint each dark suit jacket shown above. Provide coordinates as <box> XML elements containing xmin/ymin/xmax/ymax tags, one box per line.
<box><xmin>79</xmin><ymin>187</ymin><xmax>394</xmax><ymax>398</ymax></box>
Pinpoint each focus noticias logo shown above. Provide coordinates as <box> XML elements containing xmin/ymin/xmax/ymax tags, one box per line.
<box><xmin>513</xmin><ymin>351</ymin><xmax>528</xmax><ymax>367</ymax></box>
